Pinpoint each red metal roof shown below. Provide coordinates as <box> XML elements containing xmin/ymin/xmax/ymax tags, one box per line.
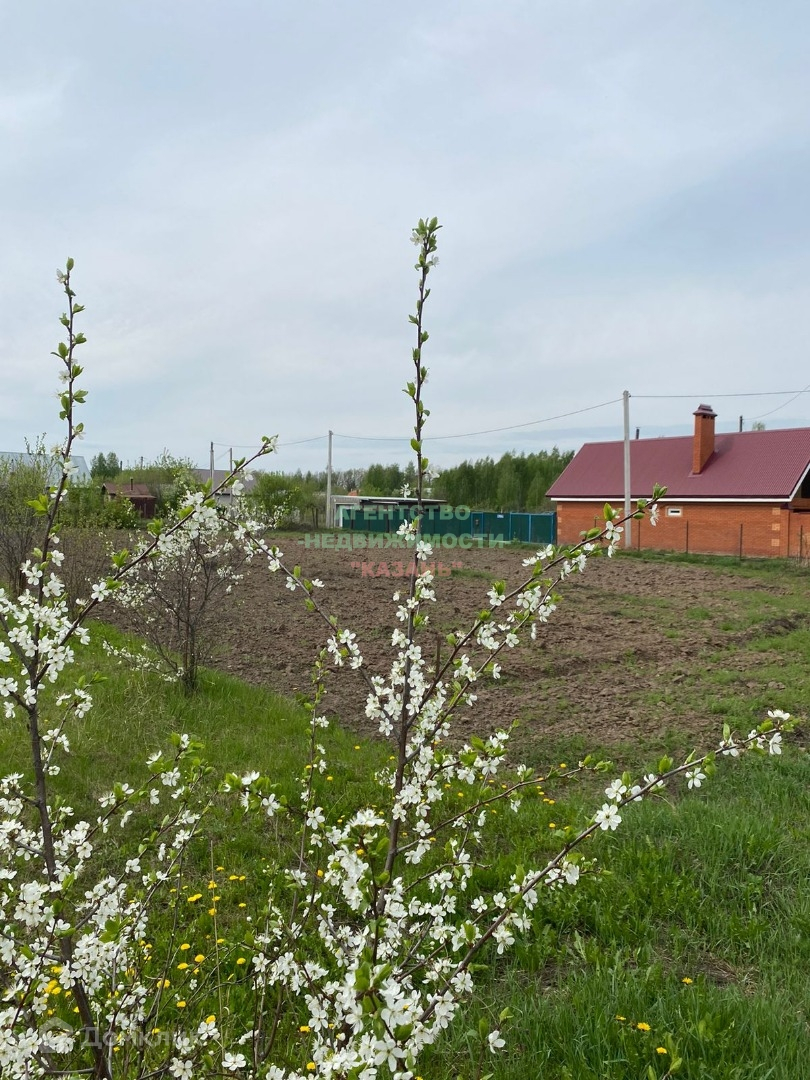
<box><xmin>547</xmin><ymin>427</ymin><xmax>810</xmax><ymax>502</ymax></box>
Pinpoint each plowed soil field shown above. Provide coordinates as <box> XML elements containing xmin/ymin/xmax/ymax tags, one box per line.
<box><xmin>203</xmin><ymin>534</ymin><xmax>803</xmax><ymax>756</ymax></box>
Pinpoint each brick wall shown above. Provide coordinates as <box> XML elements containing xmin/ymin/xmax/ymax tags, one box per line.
<box><xmin>556</xmin><ymin>501</ymin><xmax>810</xmax><ymax>558</ymax></box>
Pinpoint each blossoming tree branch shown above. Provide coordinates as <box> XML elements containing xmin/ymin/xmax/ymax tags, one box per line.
<box><xmin>0</xmin><ymin>232</ymin><xmax>794</xmax><ymax>1080</ymax></box>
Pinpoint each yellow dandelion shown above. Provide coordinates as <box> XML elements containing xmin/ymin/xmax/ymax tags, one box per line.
<box><xmin>306</xmin><ymin>1064</ymin><xmax>316</xmax><ymax>1072</ymax></box>
<box><xmin>615</xmin><ymin>1015</ymin><xmax>626</xmax><ymax>1021</ymax></box>
<box><xmin>160</xmin><ymin>979</ymin><xmax>171</xmax><ymax>988</ymax></box>
<box><xmin>229</xmin><ymin>874</ymin><xmax>239</xmax><ymax>881</ymax></box>
<box><xmin>216</xmin><ymin>865</ymin><xmax>225</xmax><ymax>871</ymax></box>
<box><xmin>205</xmin><ymin>1015</ymin><xmax>216</xmax><ymax>1024</ymax></box>
<box><xmin>179</xmin><ymin>943</ymin><xmax>191</xmax><ymax>951</ymax></box>
<box><xmin>176</xmin><ymin>1000</ymin><xmax>186</xmax><ymax>1009</ymax></box>
<box><xmin>682</xmin><ymin>976</ymin><xmax>693</xmax><ymax>984</ymax></box>
<box><xmin>238</xmin><ymin>903</ymin><xmax>247</xmax><ymax>908</ymax></box>
<box><xmin>636</xmin><ymin>1022</ymin><xmax>651</xmax><ymax>1032</ymax></box>
<box><xmin>316</xmin><ymin>869</ymin><xmax>324</xmax><ymax>878</ymax></box>
<box><xmin>208</xmin><ymin>907</ymin><xmax>217</xmax><ymax>916</ymax></box>
<box><xmin>207</xmin><ymin>880</ymin><xmax>217</xmax><ymax>889</ymax></box>
<box><xmin>236</xmin><ymin>957</ymin><xmax>246</xmax><ymax>965</ymax></box>
<box><xmin>177</xmin><ymin>963</ymin><xmax>189</xmax><ymax>971</ymax></box>
<box><xmin>187</xmin><ymin>894</ymin><xmax>202</xmax><ymax>903</ymax></box>
<box><xmin>194</xmin><ymin>954</ymin><xmax>205</xmax><ymax>963</ymax></box>
<box><xmin>656</xmin><ymin>1047</ymin><xmax>668</xmax><ymax>1055</ymax></box>
<box><xmin>300</xmin><ymin>1025</ymin><xmax>311</xmax><ymax>1033</ymax></box>
<box><xmin>559</xmin><ymin>763</ymin><xmax>567</xmax><ymax>769</ymax></box>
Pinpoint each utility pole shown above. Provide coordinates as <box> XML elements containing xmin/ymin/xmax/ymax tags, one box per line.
<box><xmin>326</xmin><ymin>430</ymin><xmax>333</xmax><ymax>529</ymax></box>
<box><xmin>229</xmin><ymin>447</ymin><xmax>233</xmax><ymax>473</ymax></box>
<box><xmin>623</xmin><ymin>390</ymin><xmax>632</xmax><ymax>549</ymax></box>
<box><xmin>209</xmin><ymin>441</ymin><xmax>215</xmax><ymax>487</ymax></box>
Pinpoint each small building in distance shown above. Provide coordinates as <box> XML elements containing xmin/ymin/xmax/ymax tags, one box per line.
<box><xmin>0</xmin><ymin>451</ymin><xmax>91</xmax><ymax>485</ymax></box>
<box><xmin>547</xmin><ymin>405</ymin><xmax>810</xmax><ymax>558</ymax></box>
<box><xmin>331</xmin><ymin>495</ymin><xmax>447</xmax><ymax>531</ymax></box>
<box><xmin>191</xmin><ymin>468</ymin><xmax>257</xmax><ymax>508</ymax></box>
<box><xmin>101</xmin><ymin>481</ymin><xmax>157</xmax><ymax>519</ymax></box>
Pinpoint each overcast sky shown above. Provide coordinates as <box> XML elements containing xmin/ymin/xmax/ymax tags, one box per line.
<box><xmin>2</xmin><ymin>0</ymin><xmax>809</xmax><ymax>477</ymax></box>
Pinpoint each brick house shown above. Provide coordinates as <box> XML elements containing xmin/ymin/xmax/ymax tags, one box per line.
<box><xmin>547</xmin><ymin>406</ymin><xmax>810</xmax><ymax>558</ymax></box>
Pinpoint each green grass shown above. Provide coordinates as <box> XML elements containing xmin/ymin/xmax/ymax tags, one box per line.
<box><xmin>4</xmin><ymin>576</ymin><xmax>810</xmax><ymax>1077</ymax></box>
<box><xmin>424</xmin><ymin>752</ymin><xmax>810</xmax><ymax>1079</ymax></box>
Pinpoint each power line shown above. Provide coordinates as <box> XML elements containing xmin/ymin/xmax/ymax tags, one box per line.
<box><xmin>212</xmin><ymin>435</ymin><xmax>326</xmax><ymax>450</ymax></box>
<box><xmin>211</xmin><ymin>387</ymin><xmax>810</xmax><ymax>457</ymax></box>
<box><xmin>281</xmin><ymin>435</ymin><xmax>328</xmax><ymax>446</ymax></box>
<box><xmin>332</xmin><ymin>397</ymin><xmax>623</xmax><ymax>443</ymax></box>
<box><xmin>634</xmin><ymin>390</ymin><xmax>807</xmax><ymax>399</ymax></box>
<box><xmin>748</xmin><ymin>382</ymin><xmax>810</xmax><ymax>421</ymax></box>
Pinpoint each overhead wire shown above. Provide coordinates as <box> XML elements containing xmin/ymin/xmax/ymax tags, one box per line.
<box><xmin>209</xmin><ymin>387</ymin><xmax>809</xmax><ymax>458</ymax></box>
<box><xmin>635</xmin><ymin>390</ymin><xmax>807</xmax><ymax>399</ymax></box>
<box><xmin>332</xmin><ymin>397</ymin><xmax>623</xmax><ymax>443</ymax></box>
<box><xmin>747</xmin><ymin>382</ymin><xmax>810</xmax><ymax>421</ymax></box>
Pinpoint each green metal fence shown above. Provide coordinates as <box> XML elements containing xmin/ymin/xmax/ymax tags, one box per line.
<box><xmin>342</xmin><ymin>506</ymin><xmax>557</xmax><ymax>545</ymax></box>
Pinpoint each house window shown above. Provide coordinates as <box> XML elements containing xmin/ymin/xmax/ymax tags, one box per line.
<box><xmin>666</xmin><ymin>507</ymin><xmax>683</xmax><ymax>517</ymax></box>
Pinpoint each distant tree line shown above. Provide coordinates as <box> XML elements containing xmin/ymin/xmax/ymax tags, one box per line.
<box><xmin>90</xmin><ymin>452</ymin><xmax>122</xmax><ymax>480</ymax></box>
<box><xmin>248</xmin><ymin>451</ymin><xmax>573</xmax><ymax>516</ymax></box>
<box><xmin>432</xmin><ymin>449</ymin><xmax>573</xmax><ymax>511</ymax></box>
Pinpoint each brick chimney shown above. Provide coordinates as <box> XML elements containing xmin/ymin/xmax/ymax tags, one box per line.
<box><xmin>692</xmin><ymin>404</ymin><xmax>717</xmax><ymax>474</ymax></box>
